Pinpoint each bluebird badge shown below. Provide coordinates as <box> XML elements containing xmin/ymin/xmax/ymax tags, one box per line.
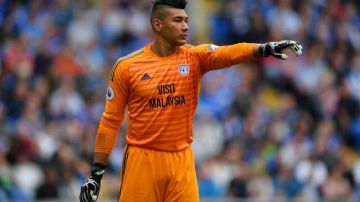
<box><xmin>178</xmin><ymin>64</ymin><xmax>190</xmax><ymax>76</ymax></box>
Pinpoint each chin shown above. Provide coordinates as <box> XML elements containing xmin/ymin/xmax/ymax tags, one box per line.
<box><xmin>177</xmin><ymin>40</ymin><xmax>187</xmax><ymax>46</ymax></box>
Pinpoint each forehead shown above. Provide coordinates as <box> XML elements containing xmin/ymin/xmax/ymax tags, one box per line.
<box><xmin>162</xmin><ymin>7</ymin><xmax>188</xmax><ymax>18</ymax></box>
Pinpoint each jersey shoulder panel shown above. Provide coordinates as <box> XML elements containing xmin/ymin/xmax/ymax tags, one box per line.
<box><xmin>110</xmin><ymin>48</ymin><xmax>145</xmax><ymax>81</ymax></box>
<box><xmin>180</xmin><ymin>43</ymin><xmax>212</xmax><ymax>54</ymax></box>
<box><xmin>184</xmin><ymin>44</ymin><xmax>195</xmax><ymax>48</ymax></box>
<box><xmin>116</xmin><ymin>48</ymin><xmax>145</xmax><ymax>68</ymax></box>
<box><xmin>180</xmin><ymin>44</ymin><xmax>195</xmax><ymax>53</ymax></box>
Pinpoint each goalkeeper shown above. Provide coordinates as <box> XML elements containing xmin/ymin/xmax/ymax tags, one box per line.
<box><xmin>79</xmin><ymin>0</ymin><xmax>302</xmax><ymax>201</ymax></box>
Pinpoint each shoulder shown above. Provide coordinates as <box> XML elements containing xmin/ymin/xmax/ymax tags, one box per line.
<box><xmin>183</xmin><ymin>44</ymin><xmax>195</xmax><ymax>48</ymax></box>
<box><xmin>180</xmin><ymin>43</ymin><xmax>217</xmax><ymax>53</ymax></box>
<box><xmin>179</xmin><ymin>44</ymin><xmax>195</xmax><ymax>52</ymax></box>
<box><xmin>110</xmin><ymin>48</ymin><xmax>145</xmax><ymax>81</ymax></box>
<box><xmin>113</xmin><ymin>48</ymin><xmax>146</xmax><ymax>69</ymax></box>
<box><xmin>180</xmin><ymin>44</ymin><xmax>195</xmax><ymax>52</ymax></box>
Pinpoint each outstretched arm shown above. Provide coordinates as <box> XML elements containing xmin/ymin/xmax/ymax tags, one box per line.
<box><xmin>193</xmin><ymin>40</ymin><xmax>302</xmax><ymax>74</ymax></box>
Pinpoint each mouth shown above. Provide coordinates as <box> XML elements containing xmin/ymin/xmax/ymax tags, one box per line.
<box><xmin>180</xmin><ymin>34</ymin><xmax>188</xmax><ymax>39</ymax></box>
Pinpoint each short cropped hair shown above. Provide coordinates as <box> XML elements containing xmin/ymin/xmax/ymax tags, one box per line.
<box><xmin>150</xmin><ymin>0</ymin><xmax>188</xmax><ymax>20</ymax></box>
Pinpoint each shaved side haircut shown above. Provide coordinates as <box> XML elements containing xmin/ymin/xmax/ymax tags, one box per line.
<box><xmin>150</xmin><ymin>0</ymin><xmax>188</xmax><ymax>20</ymax></box>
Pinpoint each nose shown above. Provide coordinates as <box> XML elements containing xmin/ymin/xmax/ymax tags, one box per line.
<box><xmin>182</xmin><ymin>22</ymin><xmax>189</xmax><ymax>32</ymax></box>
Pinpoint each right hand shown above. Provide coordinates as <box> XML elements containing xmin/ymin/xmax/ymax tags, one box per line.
<box><xmin>79</xmin><ymin>163</ymin><xmax>106</xmax><ymax>202</ymax></box>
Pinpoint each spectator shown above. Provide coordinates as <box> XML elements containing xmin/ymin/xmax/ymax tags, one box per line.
<box><xmin>228</xmin><ymin>164</ymin><xmax>249</xmax><ymax>198</ymax></box>
<box><xmin>320</xmin><ymin>164</ymin><xmax>353</xmax><ymax>201</ymax></box>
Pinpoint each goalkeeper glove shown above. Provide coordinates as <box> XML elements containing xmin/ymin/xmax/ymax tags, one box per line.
<box><xmin>259</xmin><ymin>40</ymin><xmax>303</xmax><ymax>60</ymax></box>
<box><xmin>79</xmin><ymin>163</ymin><xmax>106</xmax><ymax>202</ymax></box>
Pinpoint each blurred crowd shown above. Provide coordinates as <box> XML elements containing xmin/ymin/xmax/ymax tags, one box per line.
<box><xmin>1</xmin><ymin>0</ymin><xmax>360</xmax><ymax>201</ymax></box>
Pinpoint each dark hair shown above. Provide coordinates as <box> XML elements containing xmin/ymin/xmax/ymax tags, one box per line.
<box><xmin>151</xmin><ymin>0</ymin><xmax>188</xmax><ymax>19</ymax></box>
<box><xmin>152</xmin><ymin>0</ymin><xmax>187</xmax><ymax>9</ymax></box>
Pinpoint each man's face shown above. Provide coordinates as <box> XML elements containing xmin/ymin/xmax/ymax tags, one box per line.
<box><xmin>155</xmin><ymin>8</ymin><xmax>189</xmax><ymax>46</ymax></box>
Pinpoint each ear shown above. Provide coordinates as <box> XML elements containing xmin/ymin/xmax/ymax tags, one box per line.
<box><xmin>152</xmin><ymin>19</ymin><xmax>162</xmax><ymax>32</ymax></box>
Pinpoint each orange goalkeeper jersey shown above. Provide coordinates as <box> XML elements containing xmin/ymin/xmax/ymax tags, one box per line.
<box><xmin>95</xmin><ymin>43</ymin><xmax>256</xmax><ymax>153</ymax></box>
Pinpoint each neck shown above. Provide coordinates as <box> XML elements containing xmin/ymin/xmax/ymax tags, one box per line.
<box><xmin>151</xmin><ymin>36</ymin><xmax>179</xmax><ymax>57</ymax></box>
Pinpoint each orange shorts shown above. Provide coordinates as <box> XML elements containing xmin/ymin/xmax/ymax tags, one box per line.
<box><xmin>118</xmin><ymin>145</ymin><xmax>199</xmax><ymax>202</ymax></box>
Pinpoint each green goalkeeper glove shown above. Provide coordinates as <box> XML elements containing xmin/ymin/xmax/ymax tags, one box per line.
<box><xmin>79</xmin><ymin>163</ymin><xmax>106</xmax><ymax>202</ymax></box>
<box><xmin>259</xmin><ymin>40</ymin><xmax>303</xmax><ymax>60</ymax></box>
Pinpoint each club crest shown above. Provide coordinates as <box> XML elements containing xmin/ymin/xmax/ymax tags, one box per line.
<box><xmin>178</xmin><ymin>64</ymin><xmax>190</xmax><ymax>76</ymax></box>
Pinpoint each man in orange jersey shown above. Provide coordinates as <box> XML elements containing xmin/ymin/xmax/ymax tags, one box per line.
<box><xmin>79</xmin><ymin>0</ymin><xmax>302</xmax><ymax>201</ymax></box>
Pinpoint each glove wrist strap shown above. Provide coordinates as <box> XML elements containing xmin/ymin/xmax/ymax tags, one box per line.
<box><xmin>259</xmin><ymin>43</ymin><xmax>271</xmax><ymax>57</ymax></box>
<box><xmin>90</xmin><ymin>163</ymin><xmax>106</xmax><ymax>182</ymax></box>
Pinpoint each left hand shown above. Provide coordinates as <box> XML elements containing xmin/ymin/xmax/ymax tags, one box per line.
<box><xmin>260</xmin><ymin>40</ymin><xmax>303</xmax><ymax>60</ymax></box>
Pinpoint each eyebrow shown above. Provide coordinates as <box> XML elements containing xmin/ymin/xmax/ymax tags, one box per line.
<box><xmin>173</xmin><ymin>16</ymin><xmax>188</xmax><ymax>20</ymax></box>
